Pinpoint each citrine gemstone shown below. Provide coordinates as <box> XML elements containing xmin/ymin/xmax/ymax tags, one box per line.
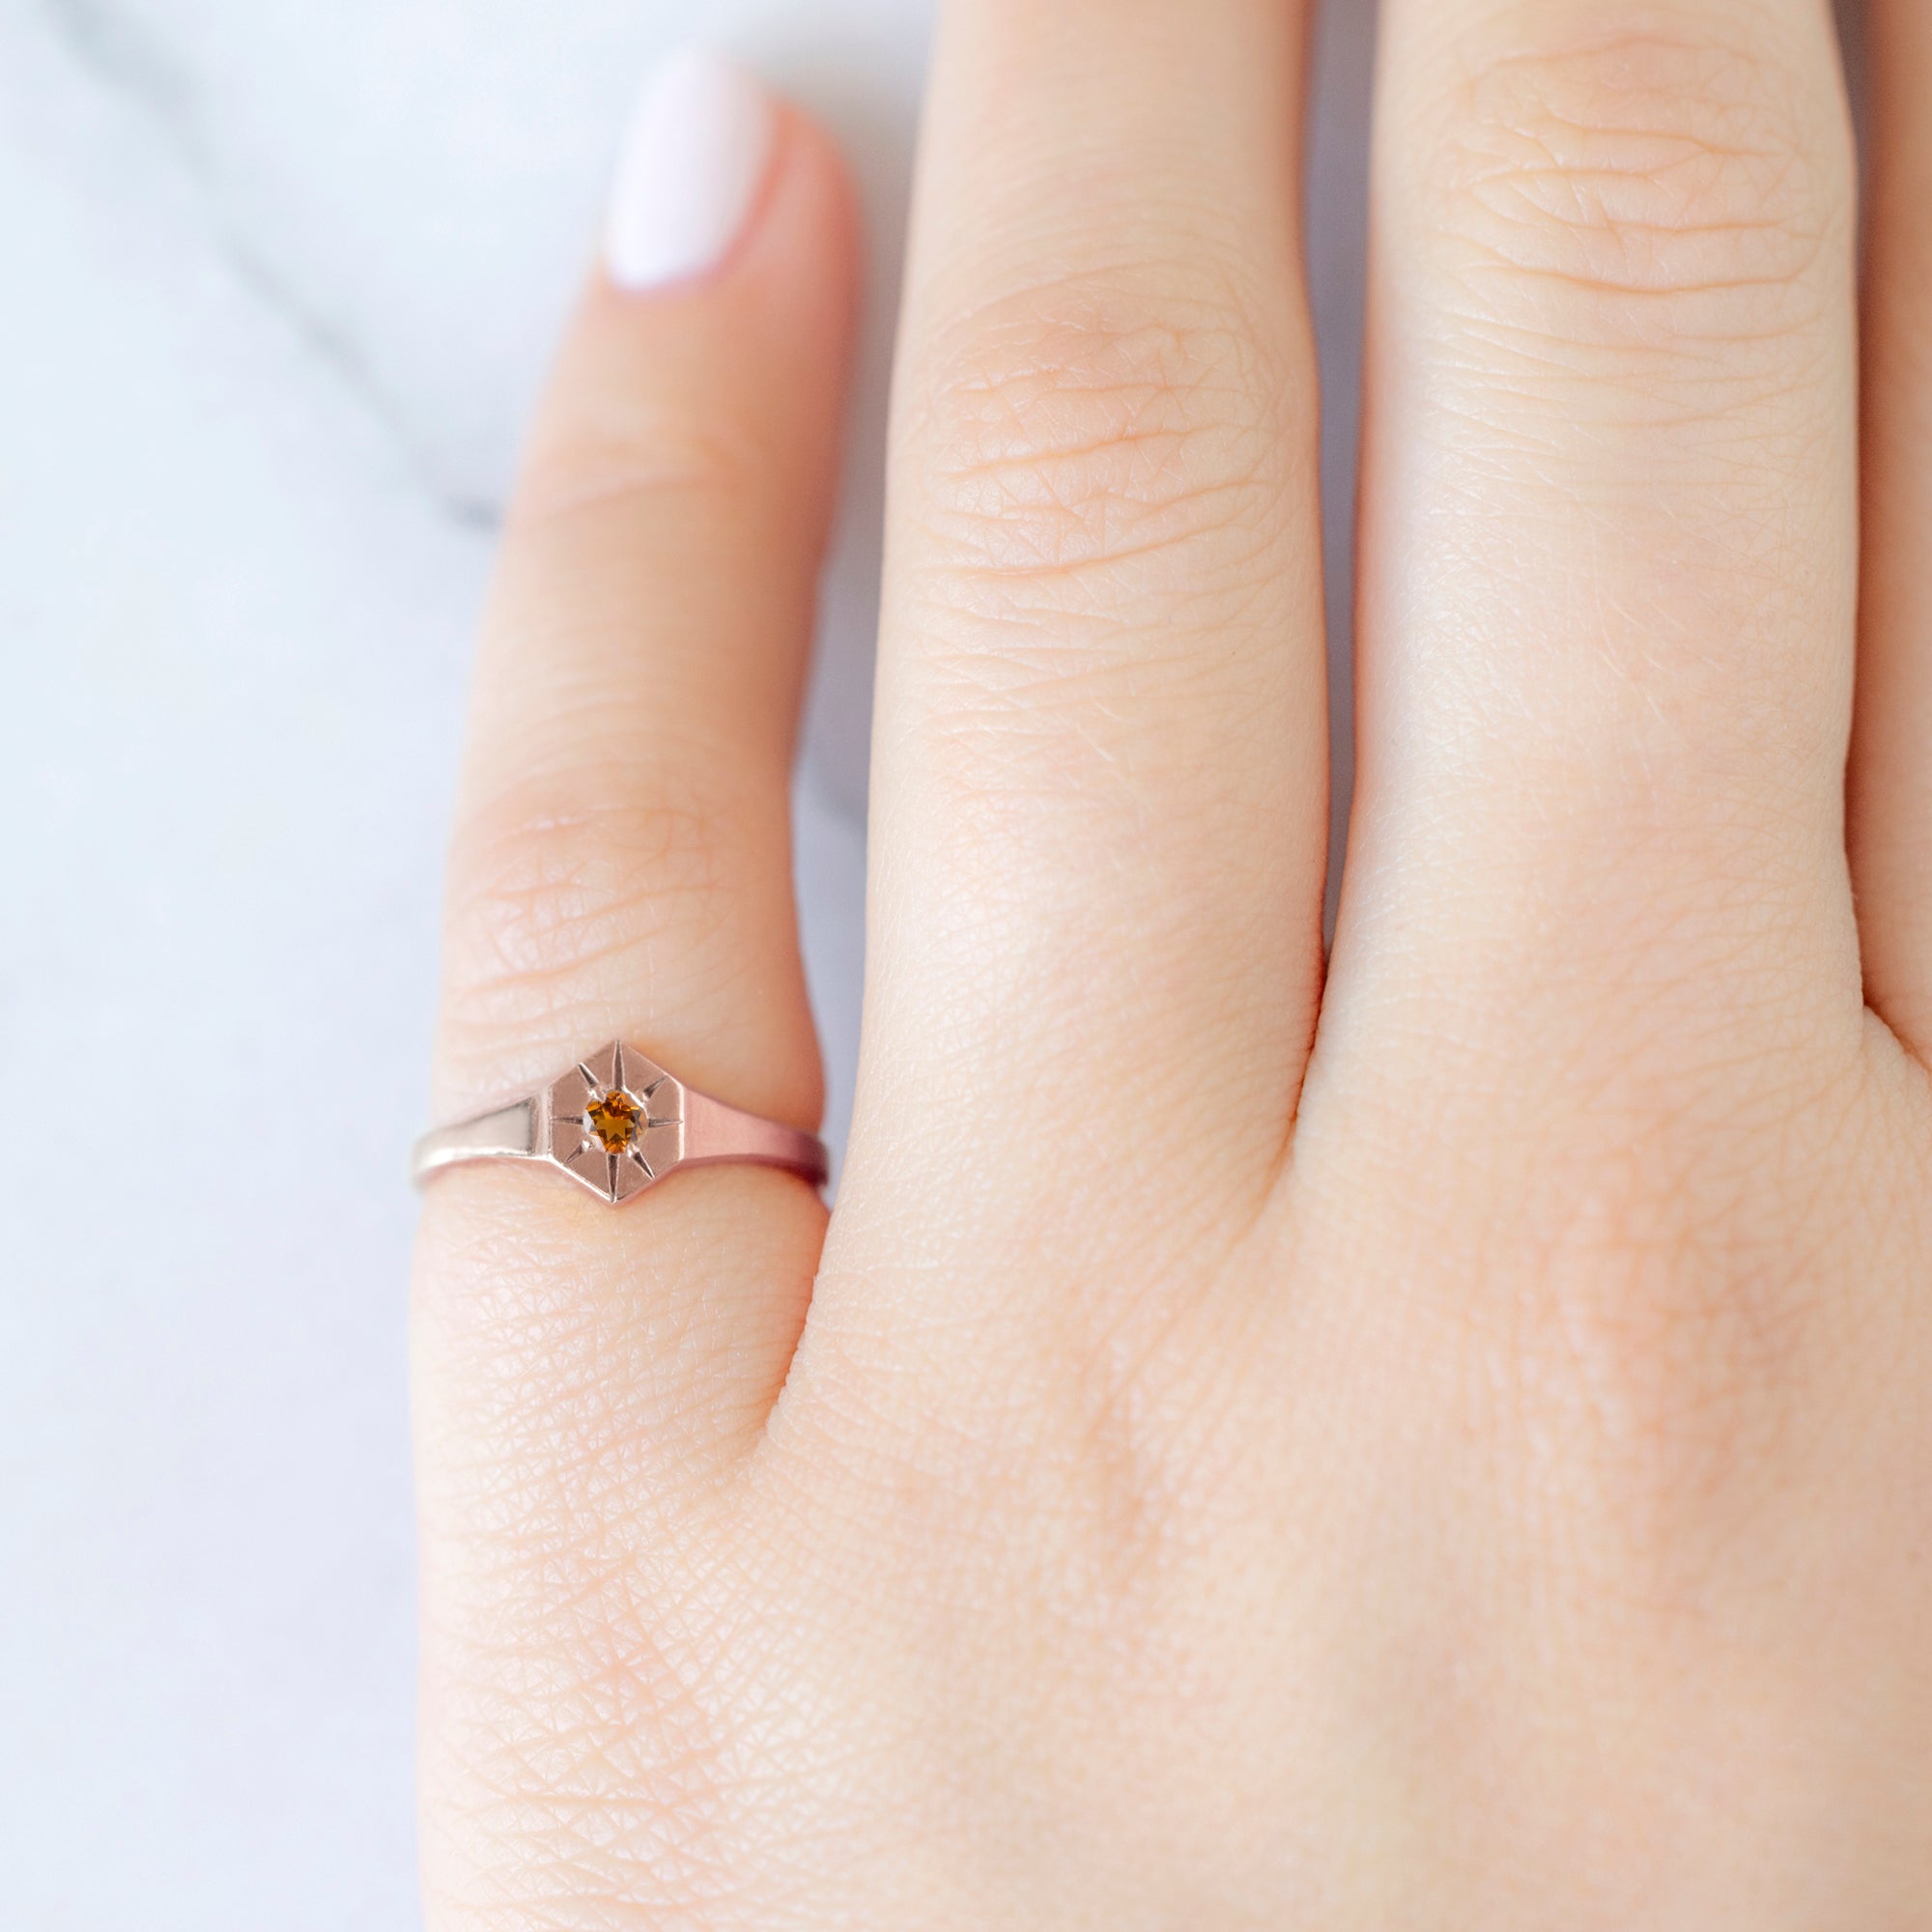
<box><xmin>585</xmin><ymin>1089</ymin><xmax>641</xmax><ymax>1152</ymax></box>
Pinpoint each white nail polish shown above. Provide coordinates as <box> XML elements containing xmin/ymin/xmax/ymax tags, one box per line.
<box><xmin>604</xmin><ymin>47</ymin><xmax>776</xmax><ymax>293</ymax></box>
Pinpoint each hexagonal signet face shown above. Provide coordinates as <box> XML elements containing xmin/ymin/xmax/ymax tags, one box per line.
<box><xmin>544</xmin><ymin>1040</ymin><xmax>686</xmax><ymax>1204</ymax></box>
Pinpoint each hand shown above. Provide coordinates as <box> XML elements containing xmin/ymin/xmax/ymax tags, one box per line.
<box><xmin>413</xmin><ymin>6</ymin><xmax>1932</xmax><ymax>1924</ymax></box>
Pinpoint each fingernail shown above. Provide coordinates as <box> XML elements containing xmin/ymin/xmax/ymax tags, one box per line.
<box><xmin>604</xmin><ymin>47</ymin><xmax>776</xmax><ymax>293</ymax></box>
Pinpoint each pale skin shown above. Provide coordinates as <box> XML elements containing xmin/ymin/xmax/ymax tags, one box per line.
<box><xmin>413</xmin><ymin>0</ymin><xmax>1932</xmax><ymax>1922</ymax></box>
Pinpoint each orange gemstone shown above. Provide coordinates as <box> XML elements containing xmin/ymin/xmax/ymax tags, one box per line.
<box><xmin>585</xmin><ymin>1089</ymin><xmax>641</xmax><ymax>1152</ymax></box>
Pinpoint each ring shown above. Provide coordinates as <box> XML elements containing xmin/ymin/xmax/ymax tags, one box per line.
<box><xmin>412</xmin><ymin>1039</ymin><xmax>829</xmax><ymax>1204</ymax></box>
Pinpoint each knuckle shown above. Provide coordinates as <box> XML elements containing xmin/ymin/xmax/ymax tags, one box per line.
<box><xmin>894</xmin><ymin>270</ymin><xmax>1306</xmax><ymax>827</ymax></box>
<box><xmin>1420</xmin><ymin>22</ymin><xmax>1848</xmax><ymax>349</ymax></box>
<box><xmin>457</xmin><ymin>781</ymin><xmax>726</xmax><ymax>980</ymax></box>
<box><xmin>440</xmin><ymin>767</ymin><xmax>750</xmax><ymax>1049</ymax></box>
<box><xmin>512</xmin><ymin>398</ymin><xmax>778</xmax><ymax>541</ymax></box>
<box><xmin>906</xmin><ymin>269</ymin><xmax>1301</xmax><ymax>594</ymax></box>
<box><xmin>1477</xmin><ymin>1097</ymin><xmax>1868</xmax><ymax>1550</ymax></box>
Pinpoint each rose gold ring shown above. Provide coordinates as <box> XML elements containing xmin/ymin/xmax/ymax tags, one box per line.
<box><xmin>411</xmin><ymin>1039</ymin><xmax>828</xmax><ymax>1204</ymax></box>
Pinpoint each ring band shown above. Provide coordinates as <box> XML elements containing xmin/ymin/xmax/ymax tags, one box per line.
<box><xmin>412</xmin><ymin>1039</ymin><xmax>829</xmax><ymax>1204</ymax></box>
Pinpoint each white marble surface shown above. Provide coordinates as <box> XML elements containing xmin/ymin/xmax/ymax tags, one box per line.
<box><xmin>0</xmin><ymin>0</ymin><xmax>1372</xmax><ymax>1919</ymax></box>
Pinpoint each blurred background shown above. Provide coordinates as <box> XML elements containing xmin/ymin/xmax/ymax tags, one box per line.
<box><xmin>0</xmin><ymin>0</ymin><xmax>1378</xmax><ymax>1920</ymax></box>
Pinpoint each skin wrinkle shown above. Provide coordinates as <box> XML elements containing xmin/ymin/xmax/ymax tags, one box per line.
<box><xmin>913</xmin><ymin>413</ymin><xmax>1291</xmax><ymax>589</ymax></box>
<box><xmin>904</xmin><ymin>267</ymin><xmax>1300</xmax><ymax>529</ymax></box>
<box><xmin>510</xmin><ymin>426</ymin><xmax>792</xmax><ymax>545</ymax></box>
<box><xmin>451</xmin><ymin>804</ymin><xmax>735</xmax><ymax>968</ymax></box>
<box><xmin>1447</xmin><ymin>122</ymin><xmax>1825</xmax><ymax>271</ymax></box>
<box><xmin>908</xmin><ymin>238</ymin><xmax>1300</xmax><ymax>399</ymax></box>
<box><xmin>1414</xmin><ymin>294</ymin><xmax>1842</xmax><ymax>417</ymax></box>
<box><xmin>906</xmin><ymin>619</ymin><xmax>1283</xmax><ymax>767</ymax></box>
<box><xmin>1406</xmin><ymin>23</ymin><xmax>1846</xmax><ymax>414</ymax></box>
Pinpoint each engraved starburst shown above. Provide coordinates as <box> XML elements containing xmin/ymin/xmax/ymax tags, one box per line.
<box><xmin>549</xmin><ymin>1041</ymin><xmax>683</xmax><ymax>1202</ymax></box>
